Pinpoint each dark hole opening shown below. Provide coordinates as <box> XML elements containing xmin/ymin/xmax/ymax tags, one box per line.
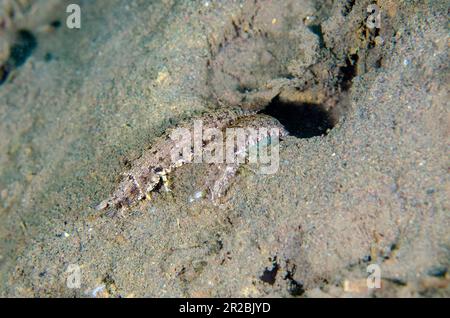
<box><xmin>50</xmin><ymin>20</ymin><xmax>62</xmax><ymax>28</ymax></box>
<box><xmin>0</xmin><ymin>30</ymin><xmax>37</xmax><ymax>86</ymax></box>
<box><xmin>10</xmin><ymin>30</ymin><xmax>37</xmax><ymax>68</ymax></box>
<box><xmin>260</xmin><ymin>262</ymin><xmax>279</xmax><ymax>285</ymax></box>
<box><xmin>283</xmin><ymin>264</ymin><xmax>305</xmax><ymax>296</ymax></box>
<box><xmin>0</xmin><ymin>66</ymin><xmax>10</xmax><ymax>85</ymax></box>
<box><xmin>260</xmin><ymin>97</ymin><xmax>335</xmax><ymax>138</ymax></box>
<box><xmin>288</xmin><ymin>280</ymin><xmax>305</xmax><ymax>296</ymax></box>
<box><xmin>339</xmin><ymin>53</ymin><xmax>358</xmax><ymax>91</ymax></box>
<box><xmin>307</xmin><ymin>24</ymin><xmax>325</xmax><ymax>48</ymax></box>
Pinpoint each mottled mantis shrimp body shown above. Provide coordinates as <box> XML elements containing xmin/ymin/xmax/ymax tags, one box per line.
<box><xmin>96</xmin><ymin>108</ymin><xmax>288</xmax><ymax>213</ymax></box>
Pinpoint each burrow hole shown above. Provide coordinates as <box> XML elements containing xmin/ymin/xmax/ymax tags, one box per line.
<box><xmin>260</xmin><ymin>258</ymin><xmax>280</xmax><ymax>285</ymax></box>
<box><xmin>260</xmin><ymin>97</ymin><xmax>337</xmax><ymax>139</ymax></box>
<box><xmin>0</xmin><ymin>29</ymin><xmax>37</xmax><ymax>85</ymax></box>
<box><xmin>258</xmin><ymin>52</ymin><xmax>358</xmax><ymax>139</ymax></box>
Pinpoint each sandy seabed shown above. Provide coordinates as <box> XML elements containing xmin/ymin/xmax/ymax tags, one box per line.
<box><xmin>0</xmin><ymin>0</ymin><xmax>448</xmax><ymax>297</ymax></box>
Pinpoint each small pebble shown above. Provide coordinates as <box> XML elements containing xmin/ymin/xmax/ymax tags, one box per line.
<box><xmin>189</xmin><ymin>191</ymin><xmax>204</xmax><ymax>203</ymax></box>
<box><xmin>91</xmin><ymin>284</ymin><xmax>105</xmax><ymax>298</ymax></box>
